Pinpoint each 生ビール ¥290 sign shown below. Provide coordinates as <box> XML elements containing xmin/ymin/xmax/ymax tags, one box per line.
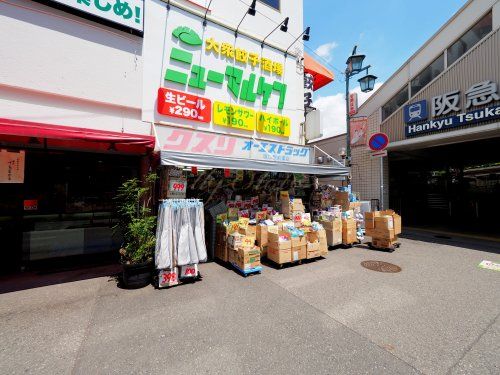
<box><xmin>157</xmin><ymin>25</ymin><xmax>291</xmax><ymax>137</ymax></box>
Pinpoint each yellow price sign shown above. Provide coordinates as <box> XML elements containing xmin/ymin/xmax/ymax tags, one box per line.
<box><xmin>257</xmin><ymin>112</ymin><xmax>291</xmax><ymax>137</ymax></box>
<box><xmin>213</xmin><ymin>101</ymin><xmax>256</xmax><ymax>131</ymax></box>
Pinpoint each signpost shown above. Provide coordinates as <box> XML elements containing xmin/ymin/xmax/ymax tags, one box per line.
<box><xmin>368</xmin><ymin>133</ymin><xmax>389</xmax><ymax>210</ymax></box>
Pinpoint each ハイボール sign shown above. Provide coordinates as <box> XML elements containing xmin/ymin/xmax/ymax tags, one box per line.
<box><xmin>404</xmin><ymin>80</ymin><xmax>500</xmax><ymax>137</ymax></box>
<box><xmin>50</xmin><ymin>0</ymin><xmax>144</xmax><ymax>32</ymax></box>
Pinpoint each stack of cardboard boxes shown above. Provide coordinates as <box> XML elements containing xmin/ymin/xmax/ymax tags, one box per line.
<box><xmin>267</xmin><ymin>230</ymin><xmax>292</xmax><ymax>264</ymax></box>
<box><xmin>365</xmin><ymin>210</ymin><xmax>402</xmax><ymax>248</ymax></box>
<box><xmin>319</xmin><ymin>217</ymin><xmax>342</xmax><ymax>247</ymax></box>
<box><xmin>342</xmin><ymin>217</ymin><xmax>357</xmax><ymax>244</ymax></box>
<box><xmin>227</xmin><ymin>233</ymin><xmax>261</xmax><ymax>272</ymax></box>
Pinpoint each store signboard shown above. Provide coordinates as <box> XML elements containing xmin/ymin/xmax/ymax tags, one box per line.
<box><xmin>304</xmin><ymin>73</ymin><xmax>314</xmax><ymax>110</ymax></box>
<box><xmin>157</xmin><ymin>127</ymin><xmax>311</xmax><ymax>164</ymax></box>
<box><xmin>143</xmin><ymin>7</ymin><xmax>301</xmax><ymax>142</ymax></box>
<box><xmin>404</xmin><ymin>80</ymin><xmax>500</xmax><ymax>137</ymax></box>
<box><xmin>50</xmin><ymin>0</ymin><xmax>144</xmax><ymax>32</ymax></box>
<box><xmin>0</xmin><ymin>149</ymin><xmax>25</xmax><ymax>183</ymax></box>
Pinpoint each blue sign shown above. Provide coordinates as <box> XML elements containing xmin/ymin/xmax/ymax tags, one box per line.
<box><xmin>368</xmin><ymin>133</ymin><xmax>389</xmax><ymax>151</ymax></box>
<box><xmin>405</xmin><ymin>104</ymin><xmax>500</xmax><ymax>137</ymax></box>
<box><xmin>404</xmin><ymin>100</ymin><xmax>428</xmax><ymax>123</ymax></box>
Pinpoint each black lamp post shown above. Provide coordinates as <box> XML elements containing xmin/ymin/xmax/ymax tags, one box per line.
<box><xmin>345</xmin><ymin>46</ymin><xmax>377</xmax><ymax>166</ymax></box>
<box><xmin>235</xmin><ymin>0</ymin><xmax>257</xmax><ymax>37</ymax></box>
<box><xmin>261</xmin><ymin>17</ymin><xmax>289</xmax><ymax>48</ymax></box>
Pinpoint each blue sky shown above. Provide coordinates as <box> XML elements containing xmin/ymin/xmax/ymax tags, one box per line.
<box><xmin>304</xmin><ymin>0</ymin><xmax>468</xmax><ymax>137</ymax></box>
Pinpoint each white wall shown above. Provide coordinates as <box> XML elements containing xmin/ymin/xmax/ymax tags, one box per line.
<box><xmin>0</xmin><ymin>0</ymin><xmax>146</xmax><ymax>134</ymax></box>
<box><xmin>142</xmin><ymin>0</ymin><xmax>305</xmax><ymax>144</ymax></box>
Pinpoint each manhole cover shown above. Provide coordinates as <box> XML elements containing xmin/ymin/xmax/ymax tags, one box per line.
<box><xmin>361</xmin><ymin>260</ymin><xmax>401</xmax><ymax>273</ymax></box>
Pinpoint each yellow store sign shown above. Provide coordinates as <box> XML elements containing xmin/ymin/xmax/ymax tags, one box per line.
<box><xmin>257</xmin><ymin>112</ymin><xmax>291</xmax><ymax>137</ymax></box>
<box><xmin>213</xmin><ymin>101</ymin><xmax>256</xmax><ymax>131</ymax></box>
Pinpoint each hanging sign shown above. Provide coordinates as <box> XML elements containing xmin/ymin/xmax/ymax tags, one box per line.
<box><xmin>49</xmin><ymin>0</ymin><xmax>144</xmax><ymax>32</ymax></box>
<box><xmin>23</xmin><ymin>199</ymin><xmax>38</xmax><ymax>211</ymax></box>
<box><xmin>0</xmin><ymin>149</ymin><xmax>25</xmax><ymax>183</ymax></box>
<box><xmin>157</xmin><ymin>88</ymin><xmax>211</xmax><ymax>123</ymax></box>
<box><xmin>167</xmin><ymin>177</ymin><xmax>187</xmax><ymax>198</ymax></box>
<box><xmin>350</xmin><ymin>117</ymin><xmax>367</xmax><ymax>147</ymax></box>
<box><xmin>349</xmin><ymin>92</ymin><xmax>358</xmax><ymax>116</ymax></box>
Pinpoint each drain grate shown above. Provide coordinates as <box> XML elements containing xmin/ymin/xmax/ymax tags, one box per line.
<box><xmin>361</xmin><ymin>260</ymin><xmax>401</xmax><ymax>273</ymax></box>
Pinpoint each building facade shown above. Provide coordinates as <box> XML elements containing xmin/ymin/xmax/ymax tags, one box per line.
<box><xmin>1</xmin><ymin>0</ymin><xmax>318</xmax><ymax>271</ymax></box>
<box><xmin>314</xmin><ymin>0</ymin><xmax>500</xmax><ymax>234</ymax></box>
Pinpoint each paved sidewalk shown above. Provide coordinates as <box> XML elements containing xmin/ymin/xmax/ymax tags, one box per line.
<box><xmin>0</xmin><ymin>234</ymin><xmax>499</xmax><ymax>374</ymax></box>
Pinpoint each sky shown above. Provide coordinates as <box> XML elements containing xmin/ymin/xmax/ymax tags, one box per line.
<box><xmin>304</xmin><ymin>0</ymin><xmax>468</xmax><ymax>138</ymax></box>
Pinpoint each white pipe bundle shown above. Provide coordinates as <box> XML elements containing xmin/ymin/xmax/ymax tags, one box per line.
<box><xmin>155</xmin><ymin>199</ymin><xmax>207</xmax><ymax>269</ymax></box>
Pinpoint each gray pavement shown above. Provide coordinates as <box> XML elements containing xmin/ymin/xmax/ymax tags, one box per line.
<box><xmin>0</xmin><ymin>232</ymin><xmax>499</xmax><ymax>374</ymax></box>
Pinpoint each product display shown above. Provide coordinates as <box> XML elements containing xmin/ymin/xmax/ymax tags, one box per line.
<box><xmin>155</xmin><ymin>199</ymin><xmax>207</xmax><ymax>287</ymax></box>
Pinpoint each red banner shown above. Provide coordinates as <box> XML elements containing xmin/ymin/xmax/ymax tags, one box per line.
<box><xmin>157</xmin><ymin>87</ymin><xmax>211</xmax><ymax>123</ymax></box>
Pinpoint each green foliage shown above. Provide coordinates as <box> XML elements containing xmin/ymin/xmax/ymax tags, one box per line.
<box><xmin>114</xmin><ymin>173</ymin><xmax>157</xmax><ymax>264</ymax></box>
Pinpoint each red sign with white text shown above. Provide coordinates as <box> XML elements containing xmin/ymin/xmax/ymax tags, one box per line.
<box><xmin>349</xmin><ymin>92</ymin><xmax>358</xmax><ymax>116</ymax></box>
<box><xmin>157</xmin><ymin>87</ymin><xmax>211</xmax><ymax>123</ymax></box>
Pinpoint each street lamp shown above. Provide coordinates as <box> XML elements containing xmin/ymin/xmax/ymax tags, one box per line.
<box><xmin>261</xmin><ymin>17</ymin><xmax>289</xmax><ymax>48</ymax></box>
<box><xmin>284</xmin><ymin>26</ymin><xmax>310</xmax><ymax>57</ymax></box>
<box><xmin>235</xmin><ymin>0</ymin><xmax>257</xmax><ymax>38</ymax></box>
<box><xmin>345</xmin><ymin>45</ymin><xmax>377</xmax><ymax>166</ymax></box>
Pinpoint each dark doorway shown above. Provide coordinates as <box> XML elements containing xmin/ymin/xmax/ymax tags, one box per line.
<box><xmin>389</xmin><ymin>137</ymin><xmax>500</xmax><ymax>235</ymax></box>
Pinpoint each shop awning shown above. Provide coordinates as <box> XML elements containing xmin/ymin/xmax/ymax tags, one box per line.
<box><xmin>304</xmin><ymin>52</ymin><xmax>334</xmax><ymax>91</ymax></box>
<box><xmin>160</xmin><ymin>151</ymin><xmax>349</xmax><ymax>177</ymax></box>
<box><xmin>0</xmin><ymin>117</ymin><xmax>155</xmax><ymax>154</ymax></box>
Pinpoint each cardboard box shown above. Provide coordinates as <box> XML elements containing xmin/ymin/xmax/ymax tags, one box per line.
<box><xmin>256</xmin><ymin>225</ymin><xmax>268</xmax><ymax>246</ymax></box>
<box><xmin>372</xmin><ymin>237</ymin><xmax>398</xmax><ymax>249</ymax></box>
<box><xmin>364</xmin><ymin>211</ymin><xmax>381</xmax><ymax>229</ymax></box>
<box><xmin>364</xmin><ymin>227</ymin><xmax>375</xmax><ymax>237</ymax></box>
<box><xmin>229</xmin><ymin>246</ymin><xmax>261</xmax><ymax>270</ymax></box>
<box><xmin>306</xmin><ymin>241</ymin><xmax>321</xmax><ymax>259</ymax></box>
<box><xmin>267</xmin><ymin>246</ymin><xmax>292</xmax><ymax>264</ymax></box>
<box><xmin>319</xmin><ymin>236</ymin><xmax>328</xmax><ymax>256</ymax></box>
<box><xmin>260</xmin><ymin>245</ymin><xmax>268</xmax><ymax>257</ymax></box>
<box><xmin>342</xmin><ymin>218</ymin><xmax>357</xmax><ymax>230</ymax></box>
<box><xmin>320</xmin><ymin>218</ymin><xmax>342</xmax><ymax>231</ymax></box>
<box><xmin>393</xmin><ymin>214</ymin><xmax>402</xmax><ymax>235</ymax></box>
<box><xmin>375</xmin><ymin>215</ymin><xmax>394</xmax><ymax>230</ymax></box>
<box><xmin>227</xmin><ymin>233</ymin><xmax>244</xmax><ymax>248</ymax></box>
<box><xmin>215</xmin><ymin>240</ymin><xmax>229</xmax><ymax>262</ymax></box>
<box><xmin>307</xmin><ymin>231</ymin><xmax>319</xmax><ymax>243</ymax></box>
<box><xmin>239</xmin><ymin>224</ymin><xmax>256</xmax><ymax>237</ymax></box>
<box><xmin>291</xmin><ymin>245</ymin><xmax>306</xmax><ymax>261</ymax></box>
<box><xmin>342</xmin><ymin>227</ymin><xmax>357</xmax><ymax>244</ymax></box>
<box><xmin>291</xmin><ymin>236</ymin><xmax>306</xmax><ymax>248</ymax></box>
<box><xmin>240</xmin><ymin>236</ymin><xmax>256</xmax><ymax>248</ymax></box>
<box><xmin>326</xmin><ymin>229</ymin><xmax>342</xmax><ymax>246</ymax></box>
<box><xmin>372</xmin><ymin>227</ymin><xmax>396</xmax><ymax>241</ymax></box>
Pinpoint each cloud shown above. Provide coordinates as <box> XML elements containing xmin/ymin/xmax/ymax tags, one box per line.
<box><xmin>312</xmin><ymin>82</ymin><xmax>384</xmax><ymax>139</ymax></box>
<box><xmin>314</xmin><ymin>41</ymin><xmax>338</xmax><ymax>62</ymax></box>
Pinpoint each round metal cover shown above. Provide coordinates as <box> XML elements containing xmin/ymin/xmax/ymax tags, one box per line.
<box><xmin>361</xmin><ymin>260</ymin><xmax>401</xmax><ymax>273</ymax></box>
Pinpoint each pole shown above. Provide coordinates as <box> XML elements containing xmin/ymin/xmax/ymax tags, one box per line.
<box><xmin>345</xmin><ymin>70</ymin><xmax>351</xmax><ymax>165</ymax></box>
<box><xmin>380</xmin><ymin>156</ymin><xmax>384</xmax><ymax>210</ymax></box>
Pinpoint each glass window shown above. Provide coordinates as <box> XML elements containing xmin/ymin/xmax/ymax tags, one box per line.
<box><xmin>447</xmin><ymin>11</ymin><xmax>492</xmax><ymax>66</ymax></box>
<box><xmin>258</xmin><ymin>0</ymin><xmax>280</xmax><ymax>10</ymax></box>
<box><xmin>411</xmin><ymin>54</ymin><xmax>445</xmax><ymax>97</ymax></box>
<box><xmin>382</xmin><ymin>85</ymin><xmax>409</xmax><ymax>121</ymax></box>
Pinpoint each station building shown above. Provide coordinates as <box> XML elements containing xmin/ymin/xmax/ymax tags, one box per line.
<box><xmin>313</xmin><ymin>0</ymin><xmax>500</xmax><ymax>235</ymax></box>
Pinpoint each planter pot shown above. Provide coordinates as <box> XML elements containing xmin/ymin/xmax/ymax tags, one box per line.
<box><xmin>122</xmin><ymin>259</ymin><xmax>153</xmax><ymax>288</ymax></box>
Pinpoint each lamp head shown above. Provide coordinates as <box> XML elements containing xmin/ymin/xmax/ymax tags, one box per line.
<box><xmin>280</xmin><ymin>17</ymin><xmax>289</xmax><ymax>32</ymax></box>
<box><xmin>248</xmin><ymin>0</ymin><xmax>256</xmax><ymax>15</ymax></box>
<box><xmin>302</xmin><ymin>26</ymin><xmax>310</xmax><ymax>41</ymax></box>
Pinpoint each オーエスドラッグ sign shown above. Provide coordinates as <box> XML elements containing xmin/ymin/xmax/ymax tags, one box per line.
<box><xmin>50</xmin><ymin>0</ymin><xmax>144</xmax><ymax>32</ymax></box>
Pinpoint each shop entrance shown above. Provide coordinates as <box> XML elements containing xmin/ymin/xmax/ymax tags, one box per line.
<box><xmin>0</xmin><ymin>149</ymin><xmax>140</xmax><ymax>274</ymax></box>
<box><xmin>388</xmin><ymin>137</ymin><xmax>500</xmax><ymax>236</ymax></box>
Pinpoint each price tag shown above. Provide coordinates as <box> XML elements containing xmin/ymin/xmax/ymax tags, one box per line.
<box><xmin>229</xmin><ymin>221</ymin><xmax>240</xmax><ymax>233</ymax></box>
<box><xmin>180</xmin><ymin>264</ymin><xmax>198</xmax><ymax>278</ymax></box>
<box><xmin>257</xmin><ymin>112</ymin><xmax>291</xmax><ymax>137</ymax></box>
<box><xmin>159</xmin><ymin>269</ymin><xmax>179</xmax><ymax>287</ymax></box>
<box><xmin>157</xmin><ymin>88</ymin><xmax>211</xmax><ymax>123</ymax></box>
<box><xmin>167</xmin><ymin>177</ymin><xmax>187</xmax><ymax>198</ymax></box>
<box><xmin>213</xmin><ymin>101</ymin><xmax>256</xmax><ymax>131</ymax></box>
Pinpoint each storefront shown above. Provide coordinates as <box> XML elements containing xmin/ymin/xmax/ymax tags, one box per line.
<box><xmin>0</xmin><ymin>0</ymin><xmax>151</xmax><ymax>272</ymax></box>
<box><xmin>312</xmin><ymin>0</ymin><xmax>500</xmax><ymax>236</ymax></box>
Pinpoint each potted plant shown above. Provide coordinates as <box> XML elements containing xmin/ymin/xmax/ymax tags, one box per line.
<box><xmin>114</xmin><ymin>173</ymin><xmax>157</xmax><ymax>288</ymax></box>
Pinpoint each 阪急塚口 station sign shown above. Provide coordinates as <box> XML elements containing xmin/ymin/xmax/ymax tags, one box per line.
<box><xmin>404</xmin><ymin>80</ymin><xmax>500</xmax><ymax>137</ymax></box>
